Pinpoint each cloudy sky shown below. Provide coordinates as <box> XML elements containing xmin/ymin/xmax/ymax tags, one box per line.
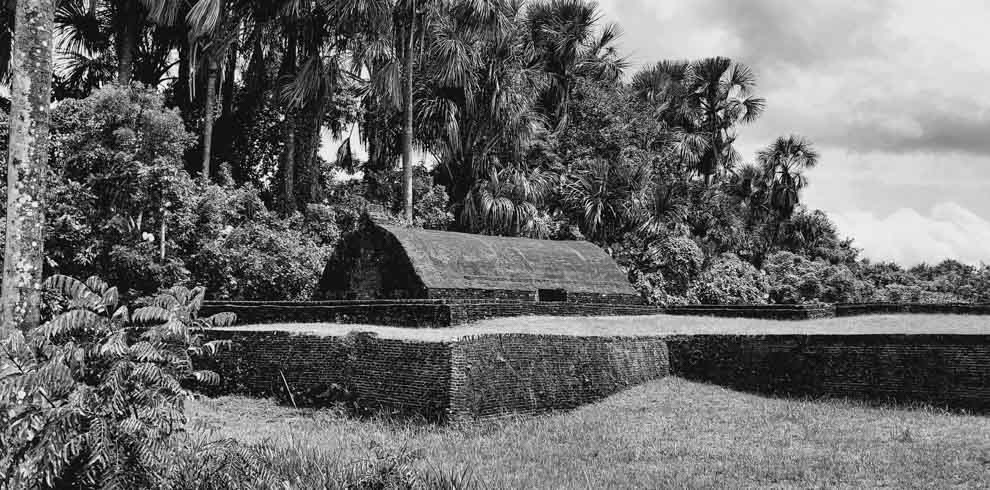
<box><xmin>596</xmin><ymin>0</ymin><xmax>990</xmax><ymax>265</ymax></box>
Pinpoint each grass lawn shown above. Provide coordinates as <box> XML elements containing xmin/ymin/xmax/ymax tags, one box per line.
<box><xmin>187</xmin><ymin>377</ymin><xmax>990</xmax><ymax>489</ymax></box>
<box><xmin>223</xmin><ymin>314</ymin><xmax>990</xmax><ymax>341</ymax></box>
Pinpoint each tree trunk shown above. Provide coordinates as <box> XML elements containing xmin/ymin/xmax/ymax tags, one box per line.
<box><xmin>201</xmin><ymin>57</ymin><xmax>219</xmax><ymax>181</ymax></box>
<box><xmin>221</xmin><ymin>40</ymin><xmax>237</xmax><ymax>120</ymax></box>
<box><xmin>2</xmin><ymin>0</ymin><xmax>55</xmax><ymax>335</ymax></box>
<box><xmin>277</xmin><ymin>21</ymin><xmax>298</xmax><ymax>215</ymax></box>
<box><xmin>293</xmin><ymin>95</ymin><xmax>325</xmax><ymax>209</ymax></box>
<box><xmin>401</xmin><ymin>0</ymin><xmax>416</xmax><ymax>224</ymax></box>
<box><xmin>278</xmin><ymin>118</ymin><xmax>296</xmax><ymax>214</ymax></box>
<box><xmin>116</xmin><ymin>0</ymin><xmax>139</xmax><ymax>84</ymax></box>
<box><xmin>175</xmin><ymin>40</ymin><xmax>191</xmax><ymax>115</ymax></box>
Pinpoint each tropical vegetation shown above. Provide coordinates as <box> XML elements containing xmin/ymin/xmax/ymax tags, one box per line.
<box><xmin>0</xmin><ymin>0</ymin><xmax>985</xmax><ymax>311</ymax></box>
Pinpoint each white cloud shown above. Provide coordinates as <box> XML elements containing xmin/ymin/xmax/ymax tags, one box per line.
<box><xmin>831</xmin><ymin>202</ymin><xmax>990</xmax><ymax>266</ymax></box>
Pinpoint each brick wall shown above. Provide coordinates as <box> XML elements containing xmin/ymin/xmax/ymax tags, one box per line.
<box><xmin>204</xmin><ymin>330</ymin><xmax>453</xmax><ymax>421</ymax></box>
<box><xmin>448</xmin><ymin>334</ymin><xmax>670</xmax><ymax>420</ymax></box>
<box><xmin>663</xmin><ymin>304</ymin><xmax>836</xmax><ymax>320</ymax></box>
<box><xmin>835</xmin><ymin>303</ymin><xmax>990</xmax><ymax>316</ymax></box>
<box><xmin>447</xmin><ymin>302</ymin><xmax>662</xmax><ymax>325</ymax></box>
<box><xmin>200</xmin><ymin>302</ymin><xmax>452</xmax><ymax>328</ymax></box>
<box><xmin>204</xmin><ymin>330</ymin><xmax>670</xmax><ymax>421</ymax></box>
<box><xmin>667</xmin><ymin>334</ymin><xmax>990</xmax><ymax>412</ymax></box>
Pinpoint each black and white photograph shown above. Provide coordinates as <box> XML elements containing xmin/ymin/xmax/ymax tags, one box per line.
<box><xmin>1</xmin><ymin>0</ymin><xmax>988</xmax><ymax>488</ymax></box>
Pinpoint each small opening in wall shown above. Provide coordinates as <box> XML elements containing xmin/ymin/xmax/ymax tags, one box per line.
<box><xmin>538</xmin><ymin>289</ymin><xmax>567</xmax><ymax>302</ymax></box>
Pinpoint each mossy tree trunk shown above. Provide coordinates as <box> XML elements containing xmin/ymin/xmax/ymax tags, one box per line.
<box><xmin>401</xmin><ymin>0</ymin><xmax>416</xmax><ymax>224</ymax></box>
<box><xmin>201</xmin><ymin>57</ymin><xmax>219</xmax><ymax>181</ymax></box>
<box><xmin>115</xmin><ymin>0</ymin><xmax>140</xmax><ymax>84</ymax></box>
<box><xmin>2</xmin><ymin>0</ymin><xmax>55</xmax><ymax>335</ymax></box>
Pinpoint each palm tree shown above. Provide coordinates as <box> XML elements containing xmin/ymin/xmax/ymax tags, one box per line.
<box><xmin>757</xmin><ymin>135</ymin><xmax>819</xmax><ymax>219</ymax></box>
<box><xmin>684</xmin><ymin>57</ymin><xmax>765</xmax><ymax>184</ymax></box>
<box><xmin>527</xmin><ymin>0</ymin><xmax>626</xmax><ymax>131</ymax></box>
<box><xmin>634</xmin><ymin>57</ymin><xmax>764</xmax><ymax>185</ymax></box>
<box><xmin>2</xmin><ymin>0</ymin><xmax>56</xmax><ymax>334</ymax></box>
<box><xmin>564</xmin><ymin>156</ymin><xmax>651</xmax><ymax>243</ymax></box>
<box><xmin>330</xmin><ymin>0</ymin><xmax>433</xmax><ymax>223</ymax></box>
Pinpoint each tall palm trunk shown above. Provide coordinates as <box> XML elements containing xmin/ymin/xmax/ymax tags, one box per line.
<box><xmin>221</xmin><ymin>40</ymin><xmax>238</xmax><ymax>119</ymax></box>
<box><xmin>277</xmin><ymin>22</ymin><xmax>298</xmax><ymax>215</ymax></box>
<box><xmin>116</xmin><ymin>0</ymin><xmax>139</xmax><ymax>84</ymax></box>
<box><xmin>401</xmin><ymin>0</ymin><xmax>416</xmax><ymax>224</ymax></box>
<box><xmin>201</xmin><ymin>57</ymin><xmax>219</xmax><ymax>181</ymax></box>
<box><xmin>294</xmin><ymin>96</ymin><xmax>326</xmax><ymax>208</ymax></box>
<box><xmin>175</xmin><ymin>41</ymin><xmax>192</xmax><ymax>115</ymax></box>
<box><xmin>2</xmin><ymin>0</ymin><xmax>55</xmax><ymax>335</ymax></box>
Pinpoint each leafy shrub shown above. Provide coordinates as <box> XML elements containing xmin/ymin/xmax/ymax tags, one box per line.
<box><xmin>190</xmin><ymin>220</ymin><xmax>331</xmax><ymax>301</ymax></box>
<box><xmin>690</xmin><ymin>253</ymin><xmax>769</xmax><ymax>305</ymax></box>
<box><xmin>763</xmin><ymin>251</ymin><xmax>827</xmax><ymax>304</ymax></box>
<box><xmin>0</xmin><ymin>276</ymin><xmax>233</xmax><ymax>488</ymax></box>
<box><xmin>617</xmin><ymin>233</ymin><xmax>704</xmax><ymax>303</ymax></box>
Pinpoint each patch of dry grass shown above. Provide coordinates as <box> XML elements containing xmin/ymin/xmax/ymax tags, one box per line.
<box><xmin>224</xmin><ymin>314</ymin><xmax>990</xmax><ymax>341</ymax></box>
<box><xmin>187</xmin><ymin>378</ymin><xmax>990</xmax><ymax>489</ymax></box>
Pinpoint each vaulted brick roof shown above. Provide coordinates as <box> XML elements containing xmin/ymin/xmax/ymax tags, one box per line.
<box><xmin>380</xmin><ymin>224</ymin><xmax>637</xmax><ymax>296</ymax></box>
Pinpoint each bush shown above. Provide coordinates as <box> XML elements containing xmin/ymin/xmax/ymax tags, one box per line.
<box><xmin>190</xmin><ymin>220</ymin><xmax>331</xmax><ymax>301</ymax></box>
<box><xmin>765</xmin><ymin>251</ymin><xmax>874</xmax><ymax>304</ymax></box>
<box><xmin>616</xmin><ymin>233</ymin><xmax>704</xmax><ymax>304</ymax></box>
<box><xmin>763</xmin><ymin>251</ymin><xmax>827</xmax><ymax>304</ymax></box>
<box><xmin>690</xmin><ymin>253</ymin><xmax>769</xmax><ymax>305</ymax></box>
<box><xmin>0</xmin><ymin>276</ymin><xmax>233</xmax><ymax>488</ymax></box>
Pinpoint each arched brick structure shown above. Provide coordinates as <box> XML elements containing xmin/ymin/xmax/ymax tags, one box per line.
<box><xmin>318</xmin><ymin>219</ymin><xmax>641</xmax><ymax>304</ymax></box>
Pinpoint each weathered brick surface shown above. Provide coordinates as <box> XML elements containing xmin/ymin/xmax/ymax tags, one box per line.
<box><xmin>204</xmin><ymin>330</ymin><xmax>452</xmax><ymax>420</ymax></box>
<box><xmin>835</xmin><ymin>303</ymin><xmax>990</xmax><ymax>316</ymax></box>
<box><xmin>205</xmin><ymin>330</ymin><xmax>670</xmax><ymax>421</ymax></box>
<box><xmin>447</xmin><ymin>302</ymin><xmax>662</xmax><ymax>325</ymax></box>
<box><xmin>448</xmin><ymin>334</ymin><xmax>670</xmax><ymax>420</ymax></box>
<box><xmin>201</xmin><ymin>300</ymin><xmax>664</xmax><ymax>327</ymax></box>
<box><xmin>663</xmin><ymin>304</ymin><xmax>836</xmax><ymax>320</ymax></box>
<box><xmin>667</xmin><ymin>334</ymin><xmax>990</xmax><ymax>412</ymax></box>
<box><xmin>201</xmin><ymin>302</ymin><xmax>453</xmax><ymax>327</ymax></box>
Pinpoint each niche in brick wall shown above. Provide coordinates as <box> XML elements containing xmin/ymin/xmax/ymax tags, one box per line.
<box><xmin>538</xmin><ymin>289</ymin><xmax>567</xmax><ymax>302</ymax></box>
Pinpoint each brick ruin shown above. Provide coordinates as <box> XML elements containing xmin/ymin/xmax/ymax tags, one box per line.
<box><xmin>206</xmin><ymin>328</ymin><xmax>990</xmax><ymax>421</ymax></box>
<box><xmin>201</xmin><ymin>217</ymin><xmax>990</xmax><ymax>421</ymax></box>
<box><xmin>316</xmin><ymin>218</ymin><xmax>642</xmax><ymax>305</ymax></box>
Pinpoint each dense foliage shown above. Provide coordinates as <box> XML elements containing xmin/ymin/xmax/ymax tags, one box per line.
<box><xmin>0</xmin><ymin>0</ymin><xmax>985</xmax><ymax>305</ymax></box>
<box><xmin>0</xmin><ymin>276</ymin><xmax>233</xmax><ymax>488</ymax></box>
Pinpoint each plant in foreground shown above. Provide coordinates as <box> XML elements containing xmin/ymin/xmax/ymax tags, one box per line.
<box><xmin>0</xmin><ymin>275</ymin><xmax>234</xmax><ymax>488</ymax></box>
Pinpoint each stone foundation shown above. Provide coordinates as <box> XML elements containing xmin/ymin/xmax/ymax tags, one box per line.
<box><xmin>204</xmin><ymin>327</ymin><xmax>990</xmax><ymax>421</ymax></box>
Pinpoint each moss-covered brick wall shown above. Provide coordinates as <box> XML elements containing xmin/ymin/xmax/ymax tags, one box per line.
<box><xmin>663</xmin><ymin>304</ymin><xmax>836</xmax><ymax>320</ymax></box>
<box><xmin>205</xmin><ymin>330</ymin><xmax>671</xmax><ymax>421</ymax></box>
<box><xmin>447</xmin><ymin>334</ymin><xmax>670</xmax><ymax>420</ymax></box>
<box><xmin>835</xmin><ymin>303</ymin><xmax>990</xmax><ymax>316</ymax></box>
<box><xmin>200</xmin><ymin>302</ymin><xmax>453</xmax><ymax>327</ymax></box>
<box><xmin>667</xmin><ymin>334</ymin><xmax>990</xmax><ymax>412</ymax></box>
<box><xmin>204</xmin><ymin>328</ymin><xmax>990</xmax><ymax>421</ymax></box>
<box><xmin>204</xmin><ymin>330</ymin><xmax>453</xmax><ymax>420</ymax></box>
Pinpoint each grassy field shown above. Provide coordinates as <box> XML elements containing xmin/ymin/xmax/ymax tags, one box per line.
<box><xmin>188</xmin><ymin>377</ymin><xmax>990</xmax><ymax>489</ymax></box>
<box><xmin>224</xmin><ymin>314</ymin><xmax>990</xmax><ymax>341</ymax></box>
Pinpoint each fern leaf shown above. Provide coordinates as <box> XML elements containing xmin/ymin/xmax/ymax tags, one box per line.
<box><xmin>131</xmin><ymin>306</ymin><xmax>174</xmax><ymax>325</ymax></box>
<box><xmin>191</xmin><ymin>370</ymin><xmax>221</xmax><ymax>386</ymax></box>
<box><xmin>38</xmin><ymin>310</ymin><xmax>108</xmax><ymax>339</ymax></box>
<box><xmin>189</xmin><ymin>287</ymin><xmax>206</xmax><ymax>314</ymax></box>
<box><xmin>44</xmin><ymin>275</ymin><xmax>101</xmax><ymax>307</ymax></box>
<box><xmin>101</xmin><ymin>287</ymin><xmax>119</xmax><ymax>311</ymax></box>
<box><xmin>84</xmin><ymin>276</ymin><xmax>110</xmax><ymax>295</ymax></box>
<box><xmin>198</xmin><ymin>339</ymin><xmax>232</xmax><ymax>356</ymax></box>
<box><xmin>129</xmin><ymin>343</ymin><xmax>165</xmax><ymax>363</ymax></box>
<box><xmin>111</xmin><ymin>305</ymin><xmax>129</xmax><ymax>323</ymax></box>
<box><xmin>204</xmin><ymin>312</ymin><xmax>236</xmax><ymax>328</ymax></box>
<box><xmin>99</xmin><ymin>330</ymin><xmax>129</xmax><ymax>358</ymax></box>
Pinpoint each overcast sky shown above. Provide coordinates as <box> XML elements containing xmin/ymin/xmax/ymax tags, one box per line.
<box><xmin>597</xmin><ymin>0</ymin><xmax>990</xmax><ymax>265</ymax></box>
